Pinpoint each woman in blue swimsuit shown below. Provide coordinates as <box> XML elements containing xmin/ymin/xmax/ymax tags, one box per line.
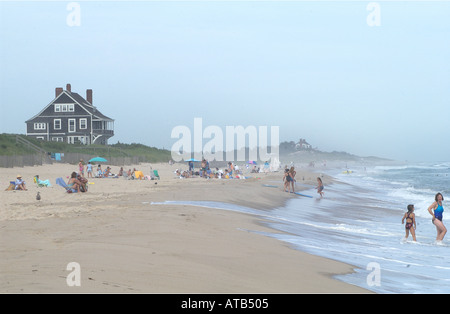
<box><xmin>428</xmin><ymin>193</ymin><xmax>447</xmax><ymax>242</ymax></box>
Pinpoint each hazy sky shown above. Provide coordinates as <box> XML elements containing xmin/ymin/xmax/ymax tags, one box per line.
<box><xmin>1</xmin><ymin>1</ymin><xmax>449</xmax><ymax>162</ymax></box>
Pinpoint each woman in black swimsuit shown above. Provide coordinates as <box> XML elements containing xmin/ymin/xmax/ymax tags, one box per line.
<box><xmin>402</xmin><ymin>204</ymin><xmax>416</xmax><ymax>241</ymax></box>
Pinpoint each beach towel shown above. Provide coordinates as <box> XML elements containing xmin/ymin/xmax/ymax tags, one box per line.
<box><xmin>56</xmin><ymin>177</ymin><xmax>77</xmax><ymax>193</ymax></box>
<box><xmin>134</xmin><ymin>171</ymin><xmax>144</xmax><ymax>180</ymax></box>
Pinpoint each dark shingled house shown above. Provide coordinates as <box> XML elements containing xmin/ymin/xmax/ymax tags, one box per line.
<box><xmin>25</xmin><ymin>84</ymin><xmax>114</xmax><ymax>145</ymax></box>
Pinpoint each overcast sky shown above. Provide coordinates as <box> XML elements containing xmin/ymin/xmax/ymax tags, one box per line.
<box><xmin>1</xmin><ymin>1</ymin><xmax>449</xmax><ymax>162</ymax></box>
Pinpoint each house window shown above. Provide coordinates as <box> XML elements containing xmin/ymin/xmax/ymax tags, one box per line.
<box><xmin>54</xmin><ymin>119</ymin><xmax>61</xmax><ymax>130</ymax></box>
<box><xmin>79</xmin><ymin>118</ymin><xmax>87</xmax><ymax>129</ymax></box>
<box><xmin>68</xmin><ymin>119</ymin><xmax>76</xmax><ymax>132</ymax></box>
<box><xmin>34</xmin><ymin>123</ymin><xmax>46</xmax><ymax>130</ymax></box>
<box><xmin>55</xmin><ymin>104</ymin><xmax>75</xmax><ymax>112</ymax></box>
<box><xmin>52</xmin><ymin>137</ymin><xmax>63</xmax><ymax>142</ymax></box>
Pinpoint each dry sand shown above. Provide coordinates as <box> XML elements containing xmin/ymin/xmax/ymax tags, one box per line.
<box><xmin>0</xmin><ymin>162</ymin><xmax>369</xmax><ymax>293</ymax></box>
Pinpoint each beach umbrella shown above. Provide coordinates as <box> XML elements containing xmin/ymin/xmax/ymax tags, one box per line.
<box><xmin>247</xmin><ymin>161</ymin><xmax>257</xmax><ymax>165</ymax></box>
<box><xmin>89</xmin><ymin>157</ymin><xmax>108</xmax><ymax>163</ymax></box>
<box><xmin>185</xmin><ymin>158</ymin><xmax>200</xmax><ymax>162</ymax></box>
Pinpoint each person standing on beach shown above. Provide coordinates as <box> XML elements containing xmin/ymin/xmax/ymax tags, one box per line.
<box><xmin>86</xmin><ymin>162</ymin><xmax>93</xmax><ymax>178</ymax></box>
<box><xmin>316</xmin><ymin>177</ymin><xmax>324</xmax><ymax>197</ymax></box>
<box><xmin>201</xmin><ymin>159</ymin><xmax>207</xmax><ymax>178</ymax></box>
<box><xmin>289</xmin><ymin>167</ymin><xmax>296</xmax><ymax>193</ymax></box>
<box><xmin>188</xmin><ymin>161</ymin><xmax>194</xmax><ymax>174</ymax></box>
<box><xmin>79</xmin><ymin>160</ymin><xmax>85</xmax><ymax>177</ymax></box>
<box><xmin>402</xmin><ymin>204</ymin><xmax>417</xmax><ymax>241</ymax></box>
<box><xmin>283</xmin><ymin>168</ymin><xmax>290</xmax><ymax>193</ymax></box>
<box><xmin>428</xmin><ymin>193</ymin><xmax>447</xmax><ymax>242</ymax></box>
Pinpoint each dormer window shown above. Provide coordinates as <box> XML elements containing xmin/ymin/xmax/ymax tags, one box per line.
<box><xmin>55</xmin><ymin>104</ymin><xmax>75</xmax><ymax>112</ymax></box>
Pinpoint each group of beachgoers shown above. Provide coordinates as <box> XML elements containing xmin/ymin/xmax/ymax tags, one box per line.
<box><xmin>9</xmin><ymin>174</ymin><xmax>52</xmax><ymax>191</ymax></box>
<box><xmin>78</xmin><ymin>160</ymin><xmax>153</xmax><ymax>180</ymax></box>
<box><xmin>177</xmin><ymin>160</ymin><xmax>245</xmax><ymax>179</ymax></box>
<box><xmin>79</xmin><ymin>160</ymin><xmax>120</xmax><ymax>179</ymax></box>
<box><xmin>282</xmin><ymin>166</ymin><xmax>325</xmax><ymax>197</ymax></box>
<box><xmin>62</xmin><ymin>161</ymin><xmax>157</xmax><ymax>193</ymax></box>
<box><xmin>402</xmin><ymin>192</ymin><xmax>447</xmax><ymax>244</ymax></box>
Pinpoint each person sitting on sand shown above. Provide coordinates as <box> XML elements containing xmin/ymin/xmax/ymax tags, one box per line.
<box><xmin>77</xmin><ymin>173</ymin><xmax>88</xmax><ymax>192</ymax></box>
<box><xmin>182</xmin><ymin>170</ymin><xmax>191</xmax><ymax>178</ymax></box>
<box><xmin>316</xmin><ymin>177</ymin><xmax>324</xmax><ymax>197</ymax></box>
<box><xmin>118</xmin><ymin>167</ymin><xmax>124</xmax><ymax>176</ymax></box>
<box><xmin>104</xmin><ymin>166</ymin><xmax>112</xmax><ymax>177</ymax></box>
<box><xmin>97</xmin><ymin>165</ymin><xmax>103</xmax><ymax>178</ymax></box>
<box><xmin>15</xmin><ymin>175</ymin><xmax>27</xmax><ymax>191</ymax></box>
<box><xmin>402</xmin><ymin>204</ymin><xmax>417</xmax><ymax>241</ymax></box>
<box><xmin>67</xmin><ymin>172</ymin><xmax>82</xmax><ymax>193</ymax></box>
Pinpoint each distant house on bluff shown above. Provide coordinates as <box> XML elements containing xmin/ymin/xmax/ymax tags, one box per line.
<box><xmin>25</xmin><ymin>84</ymin><xmax>114</xmax><ymax>145</ymax></box>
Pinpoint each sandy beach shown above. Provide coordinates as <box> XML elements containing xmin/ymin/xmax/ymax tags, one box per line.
<box><xmin>0</xmin><ymin>162</ymin><xmax>369</xmax><ymax>293</ymax></box>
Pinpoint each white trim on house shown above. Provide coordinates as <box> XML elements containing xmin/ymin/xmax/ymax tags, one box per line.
<box><xmin>79</xmin><ymin>118</ymin><xmax>87</xmax><ymax>129</ymax></box>
<box><xmin>68</xmin><ymin>119</ymin><xmax>76</xmax><ymax>133</ymax></box>
<box><xmin>27</xmin><ymin>132</ymin><xmax>48</xmax><ymax>136</ymax></box>
<box><xmin>54</xmin><ymin>119</ymin><xmax>61</xmax><ymax>130</ymax></box>
<box><xmin>54</xmin><ymin>104</ymin><xmax>75</xmax><ymax>112</ymax></box>
<box><xmin>34</xmin><ymin>123</ymin><xmax>46</xmax><ymax>130</ymax></box>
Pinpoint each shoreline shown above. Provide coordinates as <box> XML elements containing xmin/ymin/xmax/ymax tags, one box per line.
<box><xmin>0</xmin><ymin>162</ymin><xmax>370</xmax><ymax>293</ymax></box>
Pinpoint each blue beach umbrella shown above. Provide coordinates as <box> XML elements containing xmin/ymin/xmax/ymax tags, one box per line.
<box><xmin>185</xmin><ymin>158</ymin><xmax>200</xmax><ymax>162</ymax></box>
<box><xmin>89</xmin><ymin>157</ymin><xmax>108</xmax><ymax>163</ymax></box>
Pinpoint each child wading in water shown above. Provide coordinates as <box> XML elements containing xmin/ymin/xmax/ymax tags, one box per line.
<box><xmin>402</xmin><ymin>204</ymin><xmax>417</xmax><ymax>241</ymax></box>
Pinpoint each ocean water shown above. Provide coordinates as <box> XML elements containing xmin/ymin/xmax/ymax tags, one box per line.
<box><xmin>151</xmin><ymin>162</ymin><xmax>450</xmax><ymax>293</ymax></box>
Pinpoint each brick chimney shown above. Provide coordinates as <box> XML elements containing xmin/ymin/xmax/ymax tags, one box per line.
<box><xmin>66</xmin><ymin>83</ymin><xmax>71</xmax><ymax>92</ymax></box>
<box><xmin>55</xmin><ymin>87</ymin><xmax>63</xmax><ymax>98</ymax></box>
<box><xmin>86</xmin><ymin>89</ymin><xmax>93</xmax><ymax>104</ymax></box>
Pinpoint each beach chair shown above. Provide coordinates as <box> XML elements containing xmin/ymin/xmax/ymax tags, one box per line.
<box><xmin>153</xmin><ymin>170</ymin><xmax>160</xmax><ymax>180</ymax></box>
<box><xmin>56</xmin><ymin>177</ymin><xmax>77</xmax><ymax>193</ymax></box>
<box><xmin>34</xmin><ymin>176</ymin><xmax>46</xmax><ymax>187</ymax></box>
<box><xmin>5</xmin><ymin>181</ymin><xmax>15</xmax><ymax>191</ymax></box>
<box><xmin>134</xmin><ymin>171</ymin><xmax>144</xmax><ymax>180</ymax></box>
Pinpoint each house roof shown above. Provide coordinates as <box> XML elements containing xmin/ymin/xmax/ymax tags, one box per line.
<box><xmin>26</xmin><ymin>89</ymin><xmax>114</xmax><ymax>123</ymax></box>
